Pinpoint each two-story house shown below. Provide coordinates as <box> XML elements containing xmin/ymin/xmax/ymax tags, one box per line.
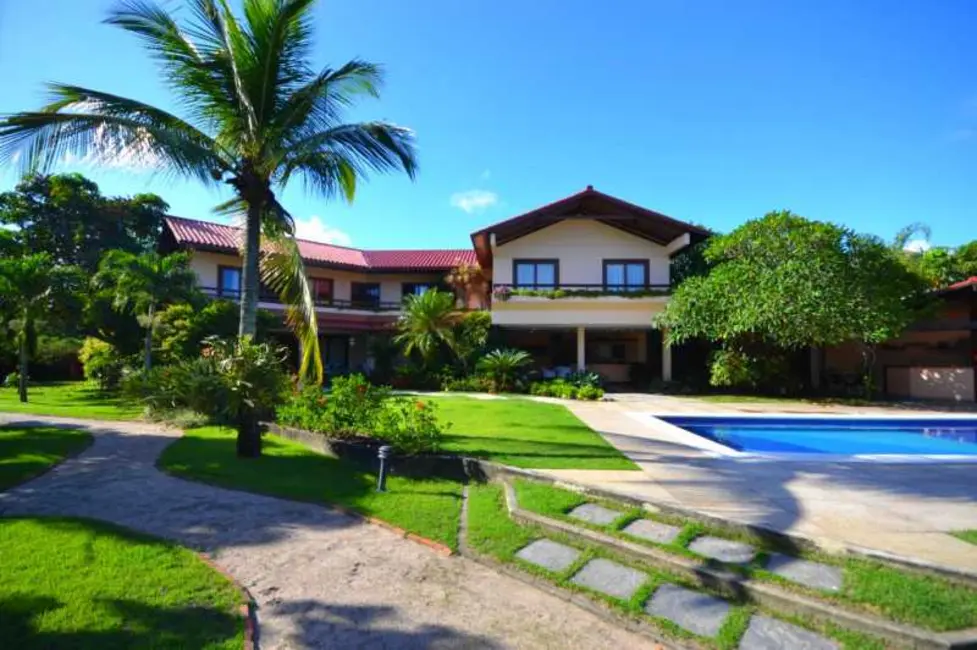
<box><xmin>160</xmin><ymin>186</ymin><xmax>706</xmax><ymax>383</ymax></box>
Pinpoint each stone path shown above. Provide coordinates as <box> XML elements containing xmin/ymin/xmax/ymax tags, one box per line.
<box><xmin>0</xmin><ymin>414</ymin><xmax>655</xmax><ymax>650</ymax></box>
<box><xmin>513</xmin><ymin>534</ymin><xmax>840</xmax><ymax>648</ymax></box>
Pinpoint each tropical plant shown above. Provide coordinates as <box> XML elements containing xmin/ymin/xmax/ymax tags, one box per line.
<box><xmin>477</xmin><ymin>348</ymin><xmax>532</xmax><ymax>393</ymax></box>
<box><xmin>0</xmin><ymin>253</ymin><xmax>83</xmax><ymax>402</ymax></box>
<box><xmin>155</xmin><ymin>299</ymin><xmax>278</xmax><ymax>363</ymax></box>
<box><xmin>79</xmin><ymin>337</ymin><xmax>127</xmax><ymax>390</ymax></box>
<box><xmin>452</xmin><ymin>310</ymin><xmax>492</xmax><ymax>373</ymax></box>
<box><xmin>93</xmin><ymin>251</ymin><xmax>198</xmax><ymax>371</ymax></box>
<box><xmin>1</xmin><ymin>0</ymin><xmax>417</xmax><ymax>454</ymax></box>
<box><xmin>395</xmin><ymin>289</ymin><xmax>460</xmax><ymax>368</ymax></box>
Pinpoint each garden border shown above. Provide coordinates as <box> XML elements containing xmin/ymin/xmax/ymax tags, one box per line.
<box><xmin>195</xmin><ymin>553</ymin><xmax>257</xmax><ymax>650</ymax></box>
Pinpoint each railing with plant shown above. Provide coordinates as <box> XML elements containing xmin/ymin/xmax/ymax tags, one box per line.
<box><xmin>491</xmin><ymin>283</ymin><xmax>671</xmax><ymax>301</ymax></box>
<box><xmin>200</xmin><ymin>287</ymin><xmax>402</xmax><ymax>311</ymax></box>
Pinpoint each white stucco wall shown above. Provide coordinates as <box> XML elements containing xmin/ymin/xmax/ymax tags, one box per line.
<box><xmin>491</xmin><ymin>298</ymin><xmax>667</xmax><ymax>327</ymax></box>
<box><xmin>492</xmin><ymin>220</ymin><xmax>670</xmax><ymax>286</ymax></box>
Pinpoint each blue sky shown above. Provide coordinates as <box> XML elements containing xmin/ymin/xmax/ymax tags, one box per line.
<box><xmin>2</xmin><ymin>0</ymin><xmax>976</xmax><ymax>250</ymax></box>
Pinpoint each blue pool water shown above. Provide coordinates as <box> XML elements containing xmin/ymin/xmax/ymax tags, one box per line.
<box><xmin>659</xmin><ymin>416</ymin><xmax>977</xmax><ymax>456</ymax></box>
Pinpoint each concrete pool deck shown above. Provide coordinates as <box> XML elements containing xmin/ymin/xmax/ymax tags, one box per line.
<box><xmin>542</xmin><ymin>395</ymin><xmax>977</xmax><ymax>572</ymax></box>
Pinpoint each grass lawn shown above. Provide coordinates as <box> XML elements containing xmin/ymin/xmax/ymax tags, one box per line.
<box><xmin>0</xmin><ymin>425</ymin><xmax>92</xmax><ymax>490</ymax></box>
<box><xmin>159</xmin><ymin>426</ymin><xmax>463</xmax><ymax>548</ymax></box>
<box><xmin>954</xmin><ymin>530</ymin><xmax>977</xmax><ymax>545</ymax></box>
<box><xmin>512</xmin><ymin>478</ymin><xmax>977</xmax><ymax>632</ymax></box>
<box><xmin>0</xmin><ymin>517</ymin><xmax>244</xmax><ymax>649</ymax></box>
<box><xmin>0</xmin><ymin>382</ymin><xmax>143</xmax><ymax>421</ymax></box>
<box><xmin>425</xmin><ymin>396</ymin><xmax>638</xmax><ymax>470</ymax></box>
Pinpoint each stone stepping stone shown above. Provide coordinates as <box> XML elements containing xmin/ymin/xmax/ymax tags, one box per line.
<box><xmin>740</xmin><ymin>614</ymin><xmax>839</xmax><ymax>650</ymax></box>
<box><xmin>515</xmin><ymin>539</ymin><xmax>581</xmax><ymax>573</ymax></box>
<box><xmin>688</xmin><ymin>535</ymin><xmax>756</xmax><ymax>564</ymax></box>
<box><xmin>622</xmin><ymin>519</ymin><xmax>681</xmax><ymax>545</ymax></box>
<box><xmin>567</xmin><ymin>503</ymin><xmax>622</xmax><ymax>526</ymax></box>
<box><xmin>570</xmin><ymin>558</ymin><xmax>647</xmax><ymax>600</ymax></box>
<box><xmin>645</xmin><ymin>584</ymin><xmax>730</xmax><ymax>637</ymax></box>
<box><xmin>765</xmin><ymin>553</ymin><xmax>843</xmax><ymax>592</ymax></box>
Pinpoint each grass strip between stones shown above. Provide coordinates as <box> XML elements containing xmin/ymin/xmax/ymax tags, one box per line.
<box><xmin>512</xmin><ymin>478</ymin><xmax>977</xmax><ymax>633</ymax></box>
<box><xmin>465</xmin><ymin>483</ymin><xmax>884</xmax><ymax>650</ymax></box>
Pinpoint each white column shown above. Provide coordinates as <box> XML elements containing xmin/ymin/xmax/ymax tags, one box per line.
<box><xmin>661</xmin><ymin>329</ymin><xmax>672</xmax><ymax>382</ymax></box>
<box><xmin>576</xmin><ymin>327</ymin><xmax>586</xmax><ymax>371</ymax></box>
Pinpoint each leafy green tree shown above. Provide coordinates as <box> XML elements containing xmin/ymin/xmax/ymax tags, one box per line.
<box><xmin>0</xmin><ymin>173</ymin><xmax>167</xmax><ymax>272</ymax></box>
<box><xmin>657</xmin><ymin>211</ymin><xmax>930</xmax><ymax>391</ymax></box>
<box><xmin>395</xmin><ymin>290</ymin><xmax>460</xmax><ymax>368</ymax></box>
<box><xmin>0</xmin><ymin>0</ymin><xmax>416</xmax><ymax>395</ymax></box>
<box><xmin>0</xmin><ymin>254</ymin><xmax>83</xmax><ymax>402</ymax></box>
<box><xmin>452</xmin><ymin>310</ymin><xmax>492</xmax><ymax>373</ymax></box>
<box><xmin>155</xmin><ymin>299</ymin><xmax>279</xmax><ymax>362</ymax></box>
<box><xmin>92</xmin><ymin>251</ymin><xmax>198</xmax><ymax>371</ymax></box>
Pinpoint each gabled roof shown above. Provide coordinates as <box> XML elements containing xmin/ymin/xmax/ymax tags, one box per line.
<box><xmin>942</xmin><ymin>276</ymin><xmax>977</xmax><ymax>293</ymax></box>
<box><xmin>469</xmin><ymin>186</ymin><xmax>709</xmax><ymax>268</ymax></box>
<box><xmin>163</xmin><ymin>216</ymin><xmax>476</xmax><ymax>272</ymax></box>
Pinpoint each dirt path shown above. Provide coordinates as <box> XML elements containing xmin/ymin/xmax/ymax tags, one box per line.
<box><xmin>0</xmin><ymin>414</ymin><xmax>654</xmax><ymax>650</ymax></box>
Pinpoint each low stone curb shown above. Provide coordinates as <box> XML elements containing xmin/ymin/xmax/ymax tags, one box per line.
<box><xmin>456</xmin><ymin>486</ymin><xmax>677</xmax><ymax>650</ymax></box>
<box><xmin>502</xmin><ymin>482</ymin><xmax>977</xmax><ymax>650</ymax></box>
<box><xmin>195</xmin><ymin>553</ymin><xmax>256</xmax><ymax>650</ymax></box>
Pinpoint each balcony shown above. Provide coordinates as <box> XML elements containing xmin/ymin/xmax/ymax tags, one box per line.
<box><xmin>492</xmin><ymin>283</ymin><xmax>671</xmax><ymax>302</ymax></box>
<box><xmin>200</xmin><ymin>287</ymin><xmax>402</xmax><ymax>313</ymax></box>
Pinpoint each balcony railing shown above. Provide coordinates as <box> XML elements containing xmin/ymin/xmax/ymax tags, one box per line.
<box><xmin>200</xmin><ymin>287</ymin><xmax>402</xmax><ymax>312</ymax></box>
<box><xmin>492</xmin><ymin>283</ymin><xmax>671</xmax><ymax>300</ymax></box>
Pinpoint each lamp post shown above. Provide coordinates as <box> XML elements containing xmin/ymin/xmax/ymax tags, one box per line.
<box><xmin>376</xmin><ymin>445</ymin><xmax>392</xmax><ymax>492</ymax></box>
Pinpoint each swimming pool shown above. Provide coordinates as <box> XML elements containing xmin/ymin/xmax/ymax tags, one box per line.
<box><xmin>655</xmin><ymin>415</ymin><xmax>977</xmax><ymax>460</ymax></box>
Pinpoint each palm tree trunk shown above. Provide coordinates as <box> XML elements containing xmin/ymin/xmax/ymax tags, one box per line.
<box><xmin>144</xmin><ymin>302</ymin><xmax>155</xmax><ymax>372</ymax></box>
<box><xmin>239</xmin><ymin>199</ymin><xmax>262</xmax><ymax>339</ymax></box>
<box><xmin>17</xmin><ymin>323</ymin><xmax>28</xmax><ymax>404</ymax></box>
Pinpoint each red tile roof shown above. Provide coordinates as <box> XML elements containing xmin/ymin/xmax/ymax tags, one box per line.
<box><xmin>164</xmin><ymin>216</ymin><xmax>476</xmax><ymax>271</ymax></box>
<box><xmin>944</xmin><ymin>276</ymin><xmax>977</xmax><ymax>292</ymax></box>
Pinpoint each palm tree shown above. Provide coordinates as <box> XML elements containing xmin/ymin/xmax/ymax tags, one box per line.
<box><xmin>477</xmin><ymin>348</ymin><xmax>532</xmax><ymax>393</ymax></box>
<box><xmin>395</xmin><ymin>290</ymin><xmax>460</xmax><ymax>369</ymax></box>
<box><xmin>93</xmin><ymin>250</ymin><xmax>198</xmax><ymax>371</ymax></box>
<box><xmin>0</xmin><ymin>254</ymin><xmax>82</xmax><ymax>403</ymax></box>
<box><xmin>0</xmin><ymin>0</ymin><xmax>416</xmax><ymax>390</ymax></box>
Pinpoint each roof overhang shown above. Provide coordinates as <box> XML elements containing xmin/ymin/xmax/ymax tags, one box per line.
<box><xmin>470</xmin><ymin>186</ymin><xmax>709</xmax><ymax>268</ymax></box>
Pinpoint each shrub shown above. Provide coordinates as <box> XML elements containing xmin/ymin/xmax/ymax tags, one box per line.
<box><xmin>709</xmin><ymin>345</ymin><xmax>792</xmax><ymax>392</ymax></box>
<box><xmin>373</xmin><ymin>398</ymin><xmax>445</xmax><ymax>454</ymax></box>
<box><xmin>576</xmin><ymin>385</ymin><xmax>605</xmax><ymax>400</ymax></box>
<box><xmin>3</xmin><ymin>372</ymin><xmax>20</xmax><ymax>389</ymax></box>
<box><xmin>528</xmin><ymin>379</ymin><xmax>604</xmax><ymax>401</ymax></box>
<box><xmin>477</xmin><ymin>348</ymin><xmax>532</xmax><ymax>393</ymax></box>
<box><xmin>325</xmin><ymin>374</ymin><xmax>390</xmax><ymax>436</ymax></box>
<box><xmin>440</xmin><ymin>374</ymin><xmax>493</xmax><ymax>393</ymax></box>
<box><xmin>78</xmin><ymin>337</ymin><xmax>125</xmax><ymax>390</ymax></box>
<box><xmin>391</xmin><ymin>364</ymin><xmax>439</xmax><ymax>390</ymax></box>
<box><xmin>565</xmin><ymin>370</ymin><xmax>603</xmax><ymax>388</ymax></box>
<box><xmin>122</xmin><ymin>356</ymin><xmax>226</xmax><ymax>419</ymax></box>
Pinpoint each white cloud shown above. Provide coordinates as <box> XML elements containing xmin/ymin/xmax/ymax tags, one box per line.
<box><xmin>293</xmin><ymin>214</ymin><xmax>352</xmax><ymax>246</ymax></box>
<box><xmin>450</xmin><ymin>189</ymin><xmax>498</xmax><ymax>214</ymax></box>
<box><xmin>904</xmin><ymin>239</ymin><xmax>931</xmax><ymax>253</ymax></box>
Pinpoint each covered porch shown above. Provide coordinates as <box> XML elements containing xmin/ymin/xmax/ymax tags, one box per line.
<box><xmin>498</xmin><ymin>326</ymin><xmax>672</xmax><ymax>386</ymax></box>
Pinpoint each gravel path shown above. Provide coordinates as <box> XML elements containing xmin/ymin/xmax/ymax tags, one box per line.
<box><xmin>0</xmin><ymin>414</ymin><xmax>655</xmax><ymax>650</ymax></box>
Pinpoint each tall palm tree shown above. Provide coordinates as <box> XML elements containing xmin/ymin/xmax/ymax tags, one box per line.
<box><xmin>93</xmin><ymin>250</ymin><xmax>198</xmax><ymax>371</ymax></box>
<box><xmin>0</xmin><ymin>254</ymin><xmax>83</xmax><ymax>403</ymax></box>
<box><xmin>0</xmin><ymin>0</ymin><xmax>417</xmax><ymax>390</ymax></box>
<box><xmin>395</xmin><ymin>289</ymin><xmax>460</xmax><ymax>369</ymax></box>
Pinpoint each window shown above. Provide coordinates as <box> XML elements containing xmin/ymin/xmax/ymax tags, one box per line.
<box><xmin>312</xmin><ymin>278</ymin><xmax>334</xmax><ymax>304</ymax></box>
<box><xmin>603</xmin><ymin>260</ymin><xmax>648</xmax><ymax>291</ymax></box>
<box><xmin>513</xmin><ymin>259</ymin><xmax>559</xmax><ymax>289</ymax></box>
<box><xmin>402</xmin><ymin>282</ymin><xmax>435</xmax><ymax>298</ymax></box>
<box><xmin>217</xmin><ymin>266</ymin><xmax>241</xmax><ymax>298</ymax></box>
<box><xmin>351</xmin><ymin>282</ymin><xmax>381</xmax><ymax>308</ymax></box>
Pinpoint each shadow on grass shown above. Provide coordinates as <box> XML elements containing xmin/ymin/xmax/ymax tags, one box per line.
<box><xmin>0</xmin><ymin>425</ymin><xmax>92</xmax><ymax>491</ymax></box>
<box><xmin>0</xmin><ymin>595</ymin><xmax>241</xmax><ymax>650</ymax></box>
<box><xmin>270</xmin><ymin>599</ymin><xmax>505</xmax><ymax>649</ymax></box>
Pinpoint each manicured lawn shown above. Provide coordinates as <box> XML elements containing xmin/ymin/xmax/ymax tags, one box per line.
<box><xmin>512</xmin><ymin>478</ymin><xmax>977</xmax><ymax>632</ymax></box>
<box><xmin>0</xmin><ymin>383</ymin><xmax>143</xmax><ymax>421</ymax></box>
<box><xmin>425</xmin><ymin>396</ymin><xmax>638</xmax><ymax>470</ymax></box>
<box><xmin>0</xmin><ymin>425</ymin><xmax>92</xmax><ymax>490</ymax></box>
<box><xmin>0</xmin><ymin>517</ymin><xmax>244</xmax><ymax>649</ymax></box>
<box><xmin>954</xmin><ymin>530</ymin><xmax>977</xmax><ymax>545</ymax></box>
<box><xmin>159</xmin><ymin>426</ymin><xmax>463</xmax><ymax>548</ymax></box>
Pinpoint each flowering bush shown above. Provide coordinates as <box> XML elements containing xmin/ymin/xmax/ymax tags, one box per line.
<box><xmin>491</xmin><ymin>285</ymin><xmax>512</xmax><ymax>302</ymax></box>
<box><xmin>277</xmin><ymin>373</ymin><xmax>445</xmax><ymax>452</ymax></box>
<box><xmin>529</xmin><ymin>379</ymin><xmax>604</xmax><ymax>401</ymax></box>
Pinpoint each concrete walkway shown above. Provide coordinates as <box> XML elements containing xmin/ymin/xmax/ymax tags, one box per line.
<box><xmin>546</xmin><ymin>396</ymin><xmax>977</xmax><ymax>572</ymax></box>
<box><xmin>0</xmin><ymin>414</ymin><xmax>655</xmax><ymax>650</ymax></box>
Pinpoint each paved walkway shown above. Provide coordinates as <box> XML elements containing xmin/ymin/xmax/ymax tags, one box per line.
<box><xmin>545</xmin><ymin>396</ymin><xmax>977</xmax><ymax>571</ymax></box>
<box><xmin>0</xmin><ymin>414</ymin><xmax>655</xmax><ymax>650</ymax></box>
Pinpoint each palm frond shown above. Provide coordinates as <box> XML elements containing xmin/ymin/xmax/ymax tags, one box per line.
<box><xmin>272</xmin><ymin>60</ymin><xmax>383</xmax><ymax>138</ymax></box>
<box><xmin>0</xmin><ymin>84</ymin><xmax>227</xmax><ymax>180</ymax></box>
<box><xmin>258</xmin><ymin>221</ymin><xmax>322</xmax><ymax>383</ymax></box>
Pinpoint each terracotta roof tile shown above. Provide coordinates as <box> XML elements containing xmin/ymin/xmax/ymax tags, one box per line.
<box><xmin>164</xmin><ymin>216</ymin><xmax>476</xmax><ymax>271</ymax></box>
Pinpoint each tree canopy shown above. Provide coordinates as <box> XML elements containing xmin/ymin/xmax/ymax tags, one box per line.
<box><xmin>0</xmin><ymin>173</ymin><xmax>167</xmax><ymax>272</ymax></box>
<box><xmin>657</xmin><ymin>210</ymin><xmax>931</xmax><ymax>350</ymax></box>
